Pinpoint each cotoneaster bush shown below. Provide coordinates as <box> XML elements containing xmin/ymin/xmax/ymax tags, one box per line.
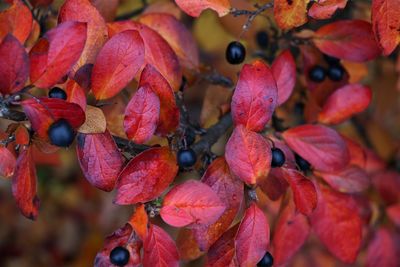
<box><xmin>0</xmin><ymin>0</ymin><xmax>399</xmax><ymax>266</ymax></box>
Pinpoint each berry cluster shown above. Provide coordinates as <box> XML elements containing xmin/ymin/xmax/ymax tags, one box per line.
<box><xmin>308</xmin><ymin>54</ymin><xmax>345</xmax><ymax>83</ymax></box>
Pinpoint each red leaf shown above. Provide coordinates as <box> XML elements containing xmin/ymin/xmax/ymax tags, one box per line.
<box><xmin>258</xmin><ymin>169</ymin><xmax>289</xmax><ymax>201</ymax></box>
<box><xmin>160</xmin><ymin>180</ymin><xmax>226</xmax><ymax>227</ymax></box>
<box><xmin>21</xmin><ymin>97</ymin><xmax>86</xmax><ymax>138</ymax></box>
<box><xmin>342</xmin><ymin>135</ymin><xmax>367</xmax><ymax>169</ymax></box>
<box><xmin>366</xmin><ymin>228</ymin><xmax>399</xmax><ymax>267</ymax></box>
<box><xmin>91</xmin><ymin>30</ymin><xmax>145</xmax><ymax>100</ymax></box>
<box><xmin>128</xmin><ymin>203</ymin><xmax>148</xmax><ymax>241</ymax></box>
<box><xmin>139</xmin><ymin>64</ymin><xmax>180</xmax><ymax>136</ymax></box>
<box><xmin>94</xmin><ymin>224</ymin><xmax>142</xmax><ymax>267</ymax></box>
<box><xmin>282</xmin><ymin>124</ymin><xmax>350</xmax><ymax>172</ymax></box>
<box><xmin>315</xmin><ymin>165</ymin><xmax>370</xmax><ymax>193</ymax></box>
<box><xmin>371</xmin><ymin>170</ymin><xmax>400</xmax><ymax>205</ymax></box>
<box><xmin>318</xmin><ymin>84</ymin><xmax>372</xmax><ymax>124</ymax></box>
<box><xmin>308</xmin><ymin>0</ymin><xmax>348</xmax><ymax>20</ymax></box>
<box><xmin>192</xmin><ymin>157</ymin><xmax>243</xmax><ymax>251</ymax></box>
<box><xmin>235</xmin><ymin>202</ymin><xmax>270</xmax><ymax>267</ymax></box>
<box><xmin>76</xmin><ymin>130</ymin><xmax>124</xmax><ymax>192</ymax></box>
<box><xmin>12</xmin><ymin>147</ymin><xmax>40</xmax><ymax>220</ymax></box>
<box><xmin>143</xmin><ymin>224</ymin><xmax>179</xmax><ymax>267</ymax></box>
<box><xmin>272</xmin><ymin>200</ymin><xmax>310</xmax><ymax>266</ymax></box>
<box><xmin>175</xmin><ymin>0</ymin><xmax>231</xmax><ymax>17</ymax></box>
<box><xmin>271</xmin><ymin>50</ymin><xmax>296</xmax><ymax>106</ymax></box>
<box><xmin>231</xmin><ymin>60</ymin><xmax>277</xmax><ymax>132</ymax></box>
<box><xmin>123</xmin><ymin>85</ymin><xmax>160</xmax><ymax>144</ymax></box>
<box><xmin>314</xmin><ymin>20</ymin><xmax>381</xmax><ymax>62</ymax></box>
<box><xmin>59</xmin><ymin>0</ymin><xmax>108</xmax><ymax>75</ymax></box>
<box><xmin>387</xmin><ymin>204</ymin><xmax>400</xmax><ymax>227</ymax></box>
<box><xmin>139</xmin><ymin>13</ymin><xmax>199</xmax><ymax>70</ymax></box>
<box><xmin>0</xmin><ymin>0</ymin><xmax>33</xmax><ymax>43</ymax></box>
<box><xmin>66</xmin><ymin>78</ymin><xmax>87</xmax><ymax>111</ymax></box>
<box><xmin>115</xmin><ymin>147</ymin><xmax>178</xmax><ymax>205</ymax></box>
<box><xmin>310</xmin><ymin>184</ymin><xmax>362</xmax><ymax>263</ymax></box>
<box><xmin>282</xmin><ymin>168</ymin><xmax>317</xmax><ymax>216</ymax></box>
<box><xmin>0</xmin><ymin>146</ymin><xmax>16</xmax><ymax>178</ymax></box>
<box><xmin>29</xmin><ymin>21</ymin><xmax>87</xmax><ymax>88</ymax></box>
<box><xmin>274</xmin><ymin>0</ymin><xmax>309</xmax><ymax>30</ymax></box>
<box><xmin>371</xmin><ymin>0</ymin><xmax>400</xmax><ymax>55</ymax></box>
<box><xmin>108</xmin><ymin>21</ymin><xmax>182</xmax><ymax>91</ymax></box>
<box><xmin>0</xmin><ymin>34</ymin><xmax>29</xmax><ymax>94</ymax></box>
<box><xmin>206</xmin><ymin>224</ymin><xmax>239</xmax><ymax>267</ymax></box>
<box><xmin>225</xmin><ymin>125</ymin><xmax>272</xmax><ymax>185</ymax></box>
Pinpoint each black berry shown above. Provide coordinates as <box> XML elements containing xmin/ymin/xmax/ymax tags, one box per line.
<box><xmin>109</xmin><ymin>246</ymin><xmax>130</xmax><ymax>266</ymax></box>
<box><xmin>271</xmin><ymin>148</ymin><xmax>285</xmax><ymax>168</ymax></box>
<box><xmin>48</xmin><ymin>87</ymin><xmax>67</xmax><ymax>100</ymax></box>
<box><xmin>256</xmin><ymin>31</ymin><xmax>269</xmax><ymax>49</ymax></box>
<box><xmin>327</xmin><ymin>64</ymin><xmax>345</xmax><ymax>81</ymax></box>
<box><xmin>177</xmin><ymin>148</ymin><xmax>197</xmax><ymax>168</ymax></box>
<box><xmin>308</xmin><ymin>65</ymin><xmax>326</xmax><ymax>83</ymax></box>
<box><xmin>226</xmin><ymin>41</ymin><xmax>246</xmax><ymax>64</ymax></box>
<box><xmin>295</xmin><ymin>154</ymin><xmax>311</xmax><ymax>172</ymax></box>
<box><xmin>323</xmin><ymin>54</ymin><xmax>340</xmax><ymax>65</ymax></box>
<box><xmin>258</xmin><ymin>251</ymin><xmax>274</xmax><ymax>267</ymax></box>
<box><xmin>48</xmin><ymin>119</ymin><xmax>75</xmax><ymax>147</ymax></box>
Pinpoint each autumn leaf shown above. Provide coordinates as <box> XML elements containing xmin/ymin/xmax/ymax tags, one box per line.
<box><xmin>271</xmin><ymin>49</ymin><xmax>296</xmax><ymax>106</ymax></box>
<box><xmin>274</xmin><ymin>0</ymin><xmax>309</xmax><ymax>30</ymax></box>
<box><xmin>314</xmin><ymin>20</ymin><xmax>381</xmax><ymax>62</ymax></box>
<box><xmin>235</xmin><ymin>202</ymin><xmax>270</xmax><ymax>267</ymax></box>
<box><xmin>310</xmin><ymin>183</ymin><xmax>363</xmax><ymax>263</ymax></box>
<box><xmin>282</xmin><ymin>124</ymin><xmax>350</xmax><ymax>172</ymax></box>
<box><xmin>0</xmin><ymin>34</ymin><xmax>29</xmax><ymax>94</ymax></box>
<box><xmin>366</xmin><ymin>228</ymin><xmax>399</xmax><ymax>267</ymax></box>
<box><xmin>91</xmin><ymin>30</ymin><xmax>145</xmax><ymax>100</ymax></box>
<box><xmin>0</xmin><ymin>0</ymin><xmax>33</xmax><ymax>43</ymax></box>
<box><xmin>371</xmin><ymin>0</ymin><xmax>400</xmax><ymax>55</ymax></box>
<box><xmin>0</xmin><ymin>146</ymin><xmax>16</xmax><ymax>178</ymax></box>
<box><xmin>115</xmin><ymin>147</ymin><xmax>178</xmax><ymax>205</ymax></box>
<box><xmin>231</xmin><ymin>60</ymin><xmax>277</xmax><ymax>132</ymax></box>
<box><xmin>308</xmin><ymin>0</ymin><xmax>348</xmax><ymax>20</ymax></box>
<box><xmin>160</xmin><ymin>180</ymin><xmax>226</xmax><ymax>227</ymax></box>
<box><xmin>143</xmin><ymin>224</ymin><xmax>180</xmax><ymax>267</ymax></box>
<box><xmin>175</xmin><ymin>0</ymin><xmax>231</xmax><ymax>17</ymax></box>
<box><xmin>76</xmin><ymin>130</ymin><xmax>124</xmax><ymax>192</ymax></box>
<box><xmin>225</xmin><ymin>125</ymin><xmax>272</xmax><ymax>185</ymax></box>
<box><xmin>12</xmin><ymin>147</ymin><xmax>40</xmax><ymax>220</ymax></box>
<box><xmin>78</xmin><ymin>105</ymin><xmax>106</xmax><ymax>134</ymax></box>
<box><xmin>206</xmin><ymin>224</ymin><xmax>239</xmax><ymax>267</ymax></box>
<box><xmin>65</xmin><ymin>78</ymin><xmax>87</xmax><ymax>111</ymax></box>
<box><xmin>129</xmin><ymin>203</ymin><xmax>148</xmax><ymax>241</ymax></box>
<box><xmin>29</xmin><ymin>21</ymin><xmax>87</xmax><ymax>88</ymax></box>
<box><xmin>318</xmin><ymin>84</ymin><xmax>372</xmax><ymax>124</ymax></box>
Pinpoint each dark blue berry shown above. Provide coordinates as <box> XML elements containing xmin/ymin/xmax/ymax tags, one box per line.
<box><xmin>226</xmin><ymin>41</ymin><xmax>246</xmax><ymax>64</ymax></box>
<box><xmin>48</xmin><ymin>87</ymin><xmax>67</xmax><ymax>100</ymax></box>
<box><xmin>271</xmin><ymin>148</ymin><xmax>285</xmax><ymax>168</ymax></box>
<box><xmin>256</xmin><ymin>31</ymin><xmax>269</xmax><ymax>49</ymax></box>
<box><xmin>327</xmin><ymin>64</ymin><xmax>345</xmax><ymax>81</ymax></box>
<box><xmin>308</xmin><ymin>65</ymin><xmax>326</xmax><ymax>82</ymax></box>
<box><xmin>295</xmin><ymin>154</ymin><xmax>311</xmax><ymax>171</ymax></box>
<box><xmin>177</xmin><ymin>148</ymin><xmax>197</xmax><ymax>168</ymax></box>
<box><xmin>258</xmin><ymin>251</ymin><xmax>274</xmax><ymax>267</ymax></box>
<box><xmin>48</xmin><ymin>119</ymin><xmax>75</xmax><ymax>147</ymax></box>
<box><xmin>109</xmin><ymin>246</ymin><xmax>130</xmax><ymax>266</ymax></box>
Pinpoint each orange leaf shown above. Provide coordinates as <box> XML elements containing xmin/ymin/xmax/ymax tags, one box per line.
<box><xmin>139</xmin><ymin>13</ymin><xmax>200</xmax><ymax>70</ymax></box>
<box><xmin>139</xmin><ymin>64</ymin><xmax>180</xmax><ymax>136</ymax></box>
<box><xmin>308</xmin><ymin>0</ymin><xmax>348</xmax><ymax>20</ymax></box>
<box><xmin>318</xmin><ymin>84</ymin><xmax>372</xmax><ymax>125</ymax></box>
<box><xmin>66</xmin><ymin>79</ymin><xmax>87</xmax><ymax>111</ymax></box>
<box><xmin>274</xmin><ymin>0</ymin><xmax>309</xmax><ymax>30</ymax></box>
<box><xmin>225</xmin><ymin>125</ymin><xmax>272</xmax><ymax>185</ymax></box>
<box><xmin>12</xmin><ymin>147</ymin><xmax>40</xmax><ymax>220</ymax></box>
<box><xmin>115</xmin><ymin>147</ymin><xmax>178</xmax><ymax>205</ymax></box>
<box><xmin>76</xmin><ymin>130</ymin><xmax>124</xmax><ymax>192</ymax></box>
<box><xmin>160</xmin><ymin>180</ymin><xmax>226</xmax><ymax>227</ymax></box>
<box><xmin>175</xmin><ymin>0</ymin><xmax>231</xmax><ymax>17</ymax></box>
<box><xmin>314</xmin><ymin>20</ymin><xmax>381</xmax><ymax>62</ymax></box>
<box><xmin>29</xmin><ymin>21</ymin><xmax>87</xmax><ymax>88</ymax></box>
<box><xmin>0</xmin><ymin>34</ymin><xmax>29</xmax><ymax>94</ymax></box>
<box><xmin>235</xmin><ymin>202</ymin><xmax>270</xmax><ymax>267</ymax></box>
<box><xmin>59</xmin><ymin>0</ymin><xmax>108</xmax><ymax>75</ymax></box>
<box><xmin>129</xmin><ymin>203</ymin><xmax>149</xmax><ymax>241</ymax></box>
<box><xmin>231</xmin><ymin>60</ymin><xmax>277</xmax><ymax>132</ymax></box>
<box><xmin>123</xmin><ymin>85</ymin><xmax>160</xmax><ymax>144</ymax></box>
<box><xmin>0</xmin><ymin>0</ymin><xmax>33</xmax><ymax>43</ymax></box>
<box><xmin>371</xmin><ymin>0</ymin><xmax>400</xmax><ymax>55</ymax></box>
<box><xmin>91</xmin><ymin>30</ymin><xmax>145</xmax><ymax>100</ymax></box>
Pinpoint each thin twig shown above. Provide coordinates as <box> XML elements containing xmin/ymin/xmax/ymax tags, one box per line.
<box><xmin>230</xmin><ymin>2</ymin><xmax>274</xmax><ymax>34</ymax></box>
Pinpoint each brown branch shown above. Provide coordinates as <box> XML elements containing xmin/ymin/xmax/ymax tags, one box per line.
<box><xmin>231</xmin><ymin>2</ymin><xmax>274</xmax><ymax>32</ymax></box>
